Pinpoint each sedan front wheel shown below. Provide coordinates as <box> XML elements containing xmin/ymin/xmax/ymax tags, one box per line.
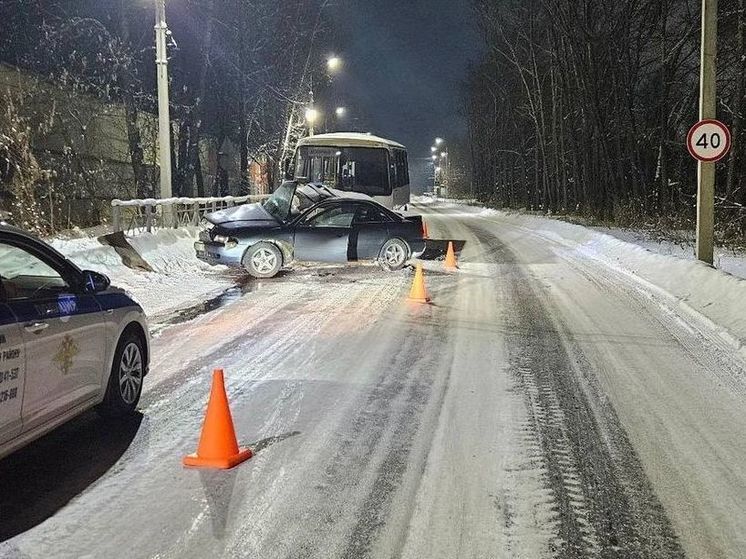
<box><xmin>244</xmin><ymin>242</ymin><xmax>283</xmax><ymax>278</ymax></box>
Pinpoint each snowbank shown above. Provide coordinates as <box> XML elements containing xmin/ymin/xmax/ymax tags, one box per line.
<box><xmin>592</xmin><ymin>227</ymin><xmax>746</xmax><ymax>280</ymax></box>
<box><xmin>51</xmin><ymin>228</ymin><xmax>233</xmax><ymax>318</ymax></box>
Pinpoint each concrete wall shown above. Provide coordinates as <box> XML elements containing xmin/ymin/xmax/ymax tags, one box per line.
<box><xmin>0</xmin><ymin>63</ymin><xmax>159</xmax><ymax>199</ymax></box>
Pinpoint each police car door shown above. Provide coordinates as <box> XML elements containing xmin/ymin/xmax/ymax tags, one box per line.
<box><xmin>0</xmin><ymin>298</ymin><xmax>24</xmax><ymax>444</ymax></box>
<box><xmin>0</xmin><ymin>237</ymin><xmax>106</xmax><ymax>432</ymax></box>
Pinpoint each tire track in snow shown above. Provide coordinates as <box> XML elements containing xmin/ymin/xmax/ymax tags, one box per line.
<box><xmin>475</xmin><ymin>213</ymin><xmax>746</xmax><ymax>398</ymax></box>
<box><xmin>462</xmin><ymin>217</ymin><xmax>685</xmax><ymax>558</ymax></box>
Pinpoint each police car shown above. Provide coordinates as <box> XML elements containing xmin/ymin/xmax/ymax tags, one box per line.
<box><xmin>0</xmin><ymin>224</ymin><xmax>149</xmax><ymax>459</ymax></box>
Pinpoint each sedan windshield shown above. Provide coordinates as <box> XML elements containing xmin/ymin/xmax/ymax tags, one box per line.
<box><xmin>262</xmin><ymin>182</ymin><xmax>296</xmax><ymax>222</ymax></box>
<box><xmin>263</xmin><ymin>182</ymin><xmax>328</xmax><ymax>222</ymax></box>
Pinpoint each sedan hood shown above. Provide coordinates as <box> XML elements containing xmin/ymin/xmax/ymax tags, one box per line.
<box><xmin>206</xmin><ymin>202</ymin><xmax>277</xmax><ymax>226</ymax></box>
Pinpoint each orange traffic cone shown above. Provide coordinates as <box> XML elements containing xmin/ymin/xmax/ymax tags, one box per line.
<box><xmin>183</xmin><ymin>369</ymin><xmax>253</xmax><ymax>469</ymax></box>
<box><xmin>444</xmin><ymin>241</ymin><xmax>458</xmax><ymax>270</ymax></box>
<box><xmin>408</xmin><ymin>264</ymin><xmax>431</xmax><ymax>304</ymax></box>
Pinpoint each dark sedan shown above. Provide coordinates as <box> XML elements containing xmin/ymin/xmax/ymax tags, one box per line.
<box><xmin>195</xmin><ymin>181</ymin><xmax>427</xmax><ymax>278</ymax></box>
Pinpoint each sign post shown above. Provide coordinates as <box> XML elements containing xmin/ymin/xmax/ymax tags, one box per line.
<box><xmin>694</xmin><ymin>0</ymin><xmax>719</xmax><ymax>265</ymax></box>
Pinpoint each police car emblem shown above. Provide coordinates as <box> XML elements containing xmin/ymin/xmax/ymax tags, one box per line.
<box><xmin>53</xmin><ymin>335</ymin><xmax>80</xmax><ymax>376</ymax></box>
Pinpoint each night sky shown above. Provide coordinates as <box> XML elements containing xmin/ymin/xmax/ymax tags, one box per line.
<box><xmin>331</xmin><ymin>0</ymin><xmax>484</xmax><ymax>190</ymax></box>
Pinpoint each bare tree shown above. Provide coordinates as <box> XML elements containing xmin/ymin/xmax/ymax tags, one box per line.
<box><xmin>462</xmin><ymin>0</ymin><xmax>744</xmax><ymax>241</ymax></box>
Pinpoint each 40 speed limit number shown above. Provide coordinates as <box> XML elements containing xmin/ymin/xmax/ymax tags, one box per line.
<box><xmin>687</xmin><ymin>119</ymin><xmax>731</xmax><ymax>163</ymax></box>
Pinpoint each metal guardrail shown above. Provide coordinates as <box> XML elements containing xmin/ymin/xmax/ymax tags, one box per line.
<box><xmin>111</xmin><ymin>195</ymin><xmax>269</xmax><ymax>234</ymax></box>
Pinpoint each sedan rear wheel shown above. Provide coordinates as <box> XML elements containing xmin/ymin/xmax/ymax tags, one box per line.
<box><xmin>379</xmin><ymin>238</ymin><xmax>410</xmax><ymax>271</ymax></box>
<box><xmin>244</xmin><ymin>242</ymin><xmax>282</xmax><ymax>278</ymax></box>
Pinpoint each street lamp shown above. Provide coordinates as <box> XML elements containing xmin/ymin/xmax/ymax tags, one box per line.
<box><xmin>435</xmin><ymin>137</ymin><xmax>444</xmax><ymax>145</ymax></box>
<box><xmin>305</xmin><ymin>107</ymin><xmax>320</xmax><ymax>121</ymax></box>
<box><xmin>431</xmin><ymin>146</ymin><xmax>437</xmax><ymax>153</ymax></box>
<box><xmin>431</xmin><ymin>154</ymin><xmax>438</xmax><ymax>161</ymax></box>
<box><xmin>335</xmin><ymin>107</ymin><xmax>346</xmax><ymax>117</ymax></box>
<box><xmin>327</xmin><ymin>56</ymin><xmax>342</xmax><ymax>74</ymax></box>
<box><xmin>305</xmin><ymin>107</ymin><xmax>320</xmax><ymax>136</ymax></box>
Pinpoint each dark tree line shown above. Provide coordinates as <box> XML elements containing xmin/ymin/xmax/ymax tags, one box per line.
<box><xmin>460</xmin><ymin>0</ymin><xmax>746</xmax><ymax>240</ymax></box>
<box><xmin>0</xmin><ymin>0</ymin><xmax>333</xmax><ymax>232</ymax></box>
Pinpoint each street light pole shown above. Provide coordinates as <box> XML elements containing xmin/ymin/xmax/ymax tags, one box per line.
<box><xmin>696</xmin><ymin>0</ymin><xmax>718</xmax><ymax>264</ymax></box>
<box><xmin>308</xmin><ymin>73</ymin><xmax>315</xmax><ymax>136</ymax></box>
<box><xmin>440</xmin><ymin>151</ymin><xmax>450</xmax><ymax>196</ymax></box>
<box><xmin>155</xmin><ymin>0</ymin><xmax>173</xmax><ymax>204</ymax></box>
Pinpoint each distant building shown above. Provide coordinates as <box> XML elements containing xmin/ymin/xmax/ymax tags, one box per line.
<box><xmin>248</xmin><ymin>154</ymin><xmax>272</xmax><ymax>195</ymax></box>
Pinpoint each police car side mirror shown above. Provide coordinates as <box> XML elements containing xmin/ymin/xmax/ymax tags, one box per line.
<box><xmin>83</xmin><ymin>270</ymin><xmax>111</xmax><ymax>293</ymax></box>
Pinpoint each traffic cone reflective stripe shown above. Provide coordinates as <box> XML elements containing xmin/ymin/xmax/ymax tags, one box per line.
<box><xmin>183</xmin><ymin>369</ymin><xmax>253</xmax><ymax>469</ymax></box>
<box><xmin>444</xmin><ymin>241</ymin><xmax>458</xmax><ymax>270</ymax></box>
<box><xmin>408</xmin><ymin>264</ymin><xmax>431</xmax><ymax>303</ymax></box>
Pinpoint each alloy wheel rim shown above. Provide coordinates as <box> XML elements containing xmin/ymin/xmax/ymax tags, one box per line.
<box><xmin>385</xmin><ymin>243</ymin><xmax>405</xmax><ymax>267</ymax></box>
<box><xmin>119</xmin><ymin>343</ymin><xmax>143</xmax><ymax>405</ymax></box>
<box><xmin>252</xmin><ymin>248</ymin><xmax>277</xmax><ymax>274</ymax></box>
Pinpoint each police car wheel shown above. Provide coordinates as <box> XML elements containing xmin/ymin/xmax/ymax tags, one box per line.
<box><xmin>244</xmin><ymin>242</ymin><xmax>282</xmax><ymax>278</ymax></box>
<box><xmin>98</xmin><ymin>331</ymin><xmax>144</xmax><ymax>418</ymax></box>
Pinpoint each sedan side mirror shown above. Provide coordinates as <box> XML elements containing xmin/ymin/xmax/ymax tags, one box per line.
<box><xmin>83</xmin><ymin>270</ymin><xmax>111</xmax><ymax>293</ymax></box>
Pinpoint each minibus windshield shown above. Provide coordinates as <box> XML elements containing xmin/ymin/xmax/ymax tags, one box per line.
<box><xmin>294</xmin><ymin>146</ymin><xmax>391</xmax><ymax>196</ymax></box>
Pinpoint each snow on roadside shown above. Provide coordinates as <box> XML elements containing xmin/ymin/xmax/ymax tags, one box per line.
<box><xmin>591</xmin><ymin>227</ymin><xmax>746</xmax><ymax>280</ymax></box>
<box><xmin>420</xmin><ymin>198</ymin><xmax>746</xmax><ymax>355</ymax></box>
<box><xmin>51</xmin><ymin>228</ymin><xmax>233</xmax><ymax>319</ymax></box>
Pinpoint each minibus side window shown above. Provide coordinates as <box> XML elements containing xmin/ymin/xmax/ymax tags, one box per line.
<box><xmin>391</xmin><ymin>149</ymin><xmax>409</xmax><ymax>188</ymax></box>
<box><xmin>339</xmin><ymin>148</ymin><xmax>390</xmax><ymax>196</ymax></box>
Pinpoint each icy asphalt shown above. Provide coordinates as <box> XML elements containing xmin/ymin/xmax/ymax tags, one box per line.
<box><xmin>1</xmin><ymin>202</ymin><xmax>744</xmax><ymax>559</ymax></box>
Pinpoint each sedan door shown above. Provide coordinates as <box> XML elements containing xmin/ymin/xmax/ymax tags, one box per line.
<box><xmin>293</xmin><ymin>203</ymin><xmax>358</xmax><ymax>263</ymax></box>
<box><xmin>350</xmin><ymin>203</ymin><xmax>393</xmax><ymax>260</ymax></box>
<box><xmin>0</xmin><ymin>300</ymin><xmax>24</xmax><ymax>445</ymax></box>
<box><xmin>0</xmin><ymin>237</ymin><xmax>106</xmax><ymax>432</ymax></box>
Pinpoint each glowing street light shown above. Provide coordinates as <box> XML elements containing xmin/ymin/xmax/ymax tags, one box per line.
<box><xmin>431</xmin><ymin>154</ymin><xmax>438</xmax><ymax>161</ymax></box>
<box><xmin>305</xmin><ymin>107</ymin><xmax>320</xmax><ymax>123</ymax></box>
<box><xmin>327</xmin><ymin>56</ymin><xmax>342</xmax><ymax>73</ymax></box>
<box><xmin>335</xmin><ymin>106</ymin><xmax>346</xmax><ymax>117</ymax></box>
<box><xmin>441</xmin><ymin>152</ymin><xmax>448</xmax><ymax>158</ymax></box>
<box><xmin>431</xmin><ymin>146</ymin><xmax>437</xmax><ymax>153</ymax></box>
<box><xmin>435</xmin><ymin>166</ymin><xmax>442</xmax><ymax>173</ymax></box>
<box><xmin>435</xmin><ymin>137</ymin><xmax>444</xmax><ymax>145</ymax></box>
<box><xmin>305</xmin><ymin>107</ymin><xmax>320</xmax><ymax>136</ymax></box>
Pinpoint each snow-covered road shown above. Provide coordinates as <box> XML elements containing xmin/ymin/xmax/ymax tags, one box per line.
<box><xmin>1</xmin><ymin>201</ymin><xmax>744</xmax><ymax>558</ymax></box>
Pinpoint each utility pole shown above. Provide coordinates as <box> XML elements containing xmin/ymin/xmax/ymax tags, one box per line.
<box><xmin>155</xmin><ymin>0</ymin><xmax>173</xmax><ymax>206</ymax></box>
<box><xmin>696</xmin><ymin>0</ymin><xmax>718</xmax><ymax>264</ymax></box>
<box><xmin>445</xmin><ymin>150</ymin><xmax>451</xmax><ymax>197</ymax></box>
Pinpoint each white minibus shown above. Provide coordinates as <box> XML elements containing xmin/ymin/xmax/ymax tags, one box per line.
<box><xmin>291</xmin><ymin>132</ymin><xmax>410</xmax><ymax>209</ymax></box>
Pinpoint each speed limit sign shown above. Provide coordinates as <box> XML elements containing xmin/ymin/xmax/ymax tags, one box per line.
<box><xmin>687</xmin><ymin>119</ymin><xmax>731</xmax><ymax>162</ymax></box>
